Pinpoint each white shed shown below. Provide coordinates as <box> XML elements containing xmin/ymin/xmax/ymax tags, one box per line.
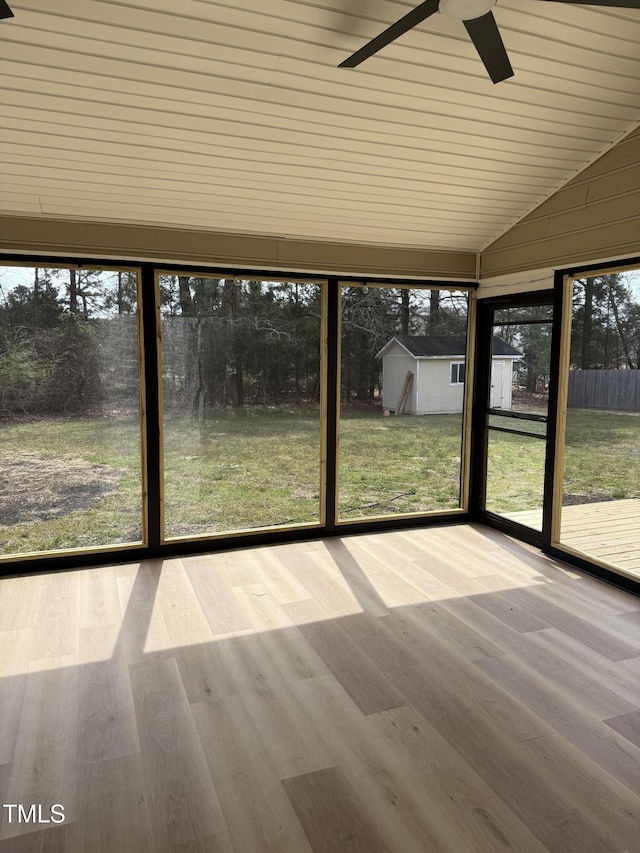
<box><xmin>376</xmin><ymin>335</ymin><xmax>521</xmax><ymax>414</ymax></box>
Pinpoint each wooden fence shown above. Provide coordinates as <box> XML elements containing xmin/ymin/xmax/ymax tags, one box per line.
<box><xmin>567</xmin><ymin>369</ymin><xmax>640</xmax><ymax>411</ymax></box>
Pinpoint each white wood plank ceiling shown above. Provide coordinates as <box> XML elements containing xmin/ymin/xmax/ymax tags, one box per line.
<box><xmin>1</xmin><ymin>0</ymin><xmax>640</xmax><ymax>252</ymax></box>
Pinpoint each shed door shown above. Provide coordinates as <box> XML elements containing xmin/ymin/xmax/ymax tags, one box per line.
<box><xmin>490</xmin><ymin>360</ymin><xmax>505</xmax><ymax>408</ymax></box>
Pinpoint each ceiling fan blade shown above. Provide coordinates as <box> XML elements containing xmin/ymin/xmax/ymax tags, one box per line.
<box><xmin>0</xmin><ymin>0</ymin><xmax>14</xmax><ymax>19</ymax></box>
<box><xmin>339</xmin><ymin>0</ymin><xmax>440</xmax><ymax>68</ymax></box>
<box><xmin>464</xmin><ymin>11</ymin><xmax>514</xmax><ymax>84</ymax></box>
<box><xmin>538</xmin><ymin>0</ymin><xmax>640</xmax><ymax>6</ymax></box>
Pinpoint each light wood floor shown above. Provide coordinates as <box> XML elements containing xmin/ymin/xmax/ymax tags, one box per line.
<box><xmin>1</xmin><ymin>524</ymin><xmax>640</xmax><ymax>852</ymax></box>
<box><xmin>506</xmin><ymin>498</ymin><xmax>640</xmax><ymax>577</ymax></box>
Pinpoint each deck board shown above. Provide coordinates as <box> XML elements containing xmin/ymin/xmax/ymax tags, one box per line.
<box><xmin>505</xmin><ymin>499</ymin><xmax>640</xmax><ymax>579</ymax></box>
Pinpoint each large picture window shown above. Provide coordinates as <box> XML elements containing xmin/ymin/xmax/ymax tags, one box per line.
<box><xmin>159</xmin><ymin>275</ymin><xmax>325</xmax><ymax>539</ymax></box>
<box><xmin>337</xmin><ymin>285</ymin><xmax>471</xmax><ymax>521</ymax></box>
<box><xmin>0</xmin><ymin>261</ymin><xmax>474</xmax><ymax>567</ymax></box>
<box><xmin>0</xmin><ymin>264</ymin><xmax>145</xmax><ymax>556</ymax></box>
<box><xmin>556</xmin><ymin>269</ymin><xmax>640</xmax><ymax>579</ymax></box>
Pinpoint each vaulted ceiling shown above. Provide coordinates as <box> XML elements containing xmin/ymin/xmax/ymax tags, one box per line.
<box><xmin>1</xmin><ymin>0</ymin><xmax>640</xmax><ymax>252</ymax></box>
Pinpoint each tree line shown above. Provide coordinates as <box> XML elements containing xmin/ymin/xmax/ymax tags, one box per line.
<box><xmin>491</xmin><ymin>273</ymin><xmax>639</xmax><ymax>397</ymax></box>
<box><xmin>572</xmin><ymin>273</ymin><xmax>640</xmax><ymax>370</ymax></box>
<box><xmin>159</xmin><ymin>277</ymin><xmax>468</xmax><ymax>415</ymax></box>
<box><xmin>0</xmin><ymin>267</ymin><xmax>138</xmax><ymax>418</ymax></box>
<box><xmin>0</xmin><ymin>267</ymin><xmax>469</xmax><ymax>419</ymax></box>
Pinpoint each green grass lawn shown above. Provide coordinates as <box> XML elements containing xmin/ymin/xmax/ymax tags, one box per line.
<box><xmin>163</xmin><ymin>409</ymin><xmax>322</xmax><ymax>537</ymax></box>
<box><xmin>485</xmin><ymin>431</ymin><xmax>547</xmax><ymax>516</ymax></box>
<box><xmin>0</xmin><ymin>407</ymin><xmax>638</xmax><ymax>554</ymax></box>
<box><xmin>0</xmin><ymin>417</ymin><xmax>144</xmax><ymax>555</ymax></box>
<box><xmin>484</xmin><ymin>409</ymin><xmax>640</xmax><ymax>515</ymax></box>
<box><xmin>564</xmin><ymin>409</ymin><xmax>640</xmax><ymax>500</ymax></box>
<box><xmin>162</xmin><ymin>409</ymin><xmax>463</xmax><ymax>535</ymax></box>
<box><xmin>337</xmin><ymin>412</ymin><xmax>463</xmax><ymax>519</ymax></box>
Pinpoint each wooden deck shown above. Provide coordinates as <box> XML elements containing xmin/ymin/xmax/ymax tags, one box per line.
<box><xmin>506</xmin><ymin>498</ymin><xmax>640</xmax><ymax>578</ymax></box>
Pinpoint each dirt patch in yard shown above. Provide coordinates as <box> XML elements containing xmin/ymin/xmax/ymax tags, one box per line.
<box><xmin>0</xmin><ymin>452</ymin><xmax>123</xmax><ymax>526</ymax></box>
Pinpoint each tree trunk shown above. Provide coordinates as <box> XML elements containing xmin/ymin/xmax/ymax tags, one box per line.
<box><xmin>581</xmin><ymin>279</ymin><xmax>593</xmax><ymax>369</ymax></box>
<box><xmin>117</xmin><ymin>272</ymin><xmax>124</xmax><ymax>316</ymax></box>
<box><xmin>525</xmin><ymin>354</ymin><xmax>537</xmax><ymax>392</ymax></box>
<box><xmin>230</xmin><ymin>360</ymin><xmax>244</xmax><ymax>409</ymax></box>
<box><xmin>33</xmin><ymin>267</ymin><xmax>39</xmax><ymax>324</ymax></box>
<box><xmin>294</xmin><ymin>360</ymin><xmax>301</xmax><ymax>402</ymax></box>
<box><xmin>229</xmin><ymin>283</ymin><xmax>244</xmax><ymax>408</ymax></box>
<box><xmin>178</xmin><ymin>276</ymin><xmax>193</xmax><ymax>315</ymax></box>
<box><xmin>400</xmin><ymin>290</ymin><xmax>410</xmax><ymax>335</ymax></box>
<box><xmin>608</xmin><ymin>282</ymin><xmax>636</xmax><ymax>369</ymax></box>
<box><xmin>429</xmin><ymin>290</ymin><xmax>440</xmax><ymax>333</ymax></box>
<box><xmin>194</xmin><ymin>318</ymin><xmax>206</xmax><ymax>419</ymax></box>
<box><xmin>69</xmin><ymin>269</ymin><xmax>78</xmax><ymax>313</ymax></box>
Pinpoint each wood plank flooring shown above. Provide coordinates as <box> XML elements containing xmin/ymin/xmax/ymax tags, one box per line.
<box><xmin>0</xmin><ymin>524</ymin><xmax>639</xmax><ymax>852</ymax></box>
<box><xmin>506</xmin><ymin>498</ymin><xmax>640</xmax><ymax>576</ymax></box>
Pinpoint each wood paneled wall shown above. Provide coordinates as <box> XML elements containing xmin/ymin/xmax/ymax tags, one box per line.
<box><xmin>0</xmin><ymin>215</ymin><xmax>477</xmax><ymax>280</ymax></box>
<box><xmin>481</xmin><ymin>126</ymin><xmax>640</xmax><ymax>278</ymax></box>
<box><xmin>477</xmin><ymin>267</ymin><xmax>554</xmax><ymax>299</ymax></box>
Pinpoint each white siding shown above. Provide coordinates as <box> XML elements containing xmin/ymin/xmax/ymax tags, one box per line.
<box><xmin>382</xmin><ymin>350</ymin><xmax>516</xmax><ymax>415</ymax></box>
<box><xmin>417</xmin><ymin>360</ymin><xmax>465</xmax><ymax>414</ymax></box>
<box><xmin>381</xmin><ymin>349</ymin><xmax>416</xmax><ymax>412</ymax></box>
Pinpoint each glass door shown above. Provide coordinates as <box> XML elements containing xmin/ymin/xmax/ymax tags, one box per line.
<box><xmin>475</xmin><ymin>294</ymin><xmax>555</xmax><ymax>539</ymax></box>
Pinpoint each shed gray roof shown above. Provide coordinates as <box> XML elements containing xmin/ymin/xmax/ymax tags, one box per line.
<box><xmin>379</xmin><ymin>335</ymin><xmax>521</xmax><ymax>358</ymax></box>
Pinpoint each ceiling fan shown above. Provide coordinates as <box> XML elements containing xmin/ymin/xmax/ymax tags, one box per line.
<box><xmin>339</xmin><ymin>0</ymin><xmax>640</xmax><ymax>84</ymax></box>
